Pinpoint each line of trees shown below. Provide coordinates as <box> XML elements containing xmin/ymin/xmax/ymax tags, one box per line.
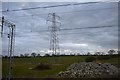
<box><xmin>19</xmin><ymin>52</ymin><xmax>41</xmax><ymax>58</ymax></box>
<box><xmin>2</xmin><ymin>49</ymin><xmax>120</xmax><ymax>58</ymax></box>
<box><xmin>87</xmin><ymin>49</ymin><xmax>119</xmax><ymax>56</ymax></box>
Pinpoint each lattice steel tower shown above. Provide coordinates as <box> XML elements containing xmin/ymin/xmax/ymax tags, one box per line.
<box><xmin>47</xmin><ymin>13</ymin><xmax>61</xmax><ymax>55</ymax></box>
<box><xmin>0</xmin><ymin>16</ymin><xmax>16</xmax><ymax>80</ymax></box>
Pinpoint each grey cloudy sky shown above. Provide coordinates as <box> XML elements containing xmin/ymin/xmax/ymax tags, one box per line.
<box><xmin>1</xmin><ymin>1</ymin><xmax>119</xmax><ymax>56</ymax></box>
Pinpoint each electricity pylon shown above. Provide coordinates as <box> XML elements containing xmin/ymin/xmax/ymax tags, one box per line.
<box><xmin>0</xmin><ymin>16</ymin><xmax>15</xmax><ymax>80</ymax></box>
<box><xmin>47</xmin><ymin>13</ymin><xmax>61</xmax><ymax>56</ymax></box>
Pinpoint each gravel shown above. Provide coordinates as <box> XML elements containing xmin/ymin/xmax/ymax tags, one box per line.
<box><xmin>57</xmin><ymin>62</ymin><xmax>119</xmax><ymax>78</ymax></box>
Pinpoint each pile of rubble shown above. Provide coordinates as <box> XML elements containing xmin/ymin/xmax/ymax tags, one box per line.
<box><xmin>57</xmin><ymin>62</ymin><xmax>119</xmax><ymax>78</ymax></box>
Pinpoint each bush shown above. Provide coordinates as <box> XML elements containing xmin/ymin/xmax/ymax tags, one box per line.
<box><xmin>34</xmin><ymin>63</ymin><xmax>51</xmax><ymax>70</ymax></box>
<box><xmin>85</xmin><ymin>56</ymin><xmax>96</xmax><ymax>62</ymax></box>
<box><xmin>97</xmin><ymin>56</ymin><xmax>111</xmax><ymax>60</ymax></box>
<box><xmin>44</xmin><ymin>54</ymin><xmax>51</xmax><ymax>57</ymax></box>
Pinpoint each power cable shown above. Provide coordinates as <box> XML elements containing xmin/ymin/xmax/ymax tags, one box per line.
<box><xmin>2</xmin><ymin>25</ymin><xmax>118</xmax><ymax>37</ymax></box>
<box><xmin>32</xmin><ymin>25</ymin><xmax>118</xmax><ymax>33</ymax></box>
<box><xmin>1</xmin><ymin>2</ymin><xmax>99</xmax><ymax>12</ymax></box>
<box><xmin>59</xmin><ymin>30</ymin><xmax>119</xmax><ymax>35</ymax></box>
<box><xmin>3</xmin><ymin>7</ymin><xmax>117</xmax><ymax>18</ymax></box>
<box><xmin>60</xmin><ymin>25</ymin><xmax>118</xmax><ymax>31</ymax></box>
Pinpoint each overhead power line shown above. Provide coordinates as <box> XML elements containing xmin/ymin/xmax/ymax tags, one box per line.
<box><xmin>1</xmin><ymin>2</ymin><xmax>99</xmax><ymax>12</ymax></box>
<box><xmin>60</xmin><ymin>25</ymin><xmax>118</xmax><ymax>31</ymax></box>
<box><xmin>59</xmin><ymin>30</ymin><xmax>119</xmax><ymax>35</ymax></box>
<box><xmin>21</xmin><ymin>25</ymin><xmax>119</xmax><ymax>34</ymax></box>
<box><xmin>2</xmin><ymin>25</ymin><xmax>118</xmax><ymax>36</ymax></box>
<box><xmin>2</xmin><ymin>25</ymin><xmax>118</xmax><ymax>37</ymax></box>
<box><xmin>2</xmin><ymin>24</ymin><xmax>118</xmax><ymax>34</ymax></box>
<box><xmin>32</xmin><ymin>25</ymin><xmax>118</xmax><ymax>33</ymax></box>
<box><xmin>3</xmin><ymin>7</ymin><xmax>117</xmax><ymax>18</ymax></box>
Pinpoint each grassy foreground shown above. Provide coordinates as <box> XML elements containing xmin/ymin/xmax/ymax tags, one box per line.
<box><xmin>2</xmin><ymin>55</ymin><xmax>119</xmax><ymax>78</ymax></box>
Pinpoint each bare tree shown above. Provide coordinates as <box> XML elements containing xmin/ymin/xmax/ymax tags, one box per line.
<box><xmin>108</xmin><ymin>49</ymin><xmax>116</xmax><ymax>55</ymax></box>
<box><xmin>77</xmin><ymin>53</ymin><xmax>80</xmax><ymax>56</ymax></box>
<box><xmin>20</xmin><ymin>54</ymin><xmax>24</xmax><ymax>57</ymax></box>
<box><xmin>87</xmin><ymin>52</ymin><xmax>91</xmax><ymax>55</ymax></box>
<box><xmin>101</xmin><ymin>52</ymin><xmax>105</xmax><ymax>55</ymax></box>
<box><xmin>24</xmin><ymin>53</ymin><xmax>29</xmax><ymax>57</ymax></box>
<box><xmin>117</xmin><ymin>50</ymin><xmax>120</xmax><ymax>54</ymax></box>
<box><xmin>37</xmin><ymin>54</ymin><xmax>41</xmax><ymax>57</ymax></box>
<box><xmin>31</xmin><ymin>52</ymin><xmax>36</xmax><ymax>57</ymax></box>
<box><xmin>95</xmin><ymin>52</ymin><xmax>101</xmax><ymax>55</ymax></box>
<box><xmin>44</xmin><ymin>54</ymin><xmax>50</xmax><ymax>57</ymax></box>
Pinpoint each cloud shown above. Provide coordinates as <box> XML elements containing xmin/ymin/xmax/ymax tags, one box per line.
<box><xmin>60</xmin><ymin>43</ymin><xmax>88</xmax><ymax>47</ymax></box>
<box><xmin>2</xmin><ymin>2</ymin><xmax>118</xmax><ymax>55</ymax></box>
<box><xmin>2</xmin><ymin>0</ymin><xmax>120</xmax><ymax>2</ymax></box>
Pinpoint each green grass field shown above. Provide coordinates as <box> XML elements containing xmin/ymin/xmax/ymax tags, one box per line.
<box><xmin>2</xmin><ymin>55</ymin><xmax>119</xmax><ymax>78</ymax></box>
